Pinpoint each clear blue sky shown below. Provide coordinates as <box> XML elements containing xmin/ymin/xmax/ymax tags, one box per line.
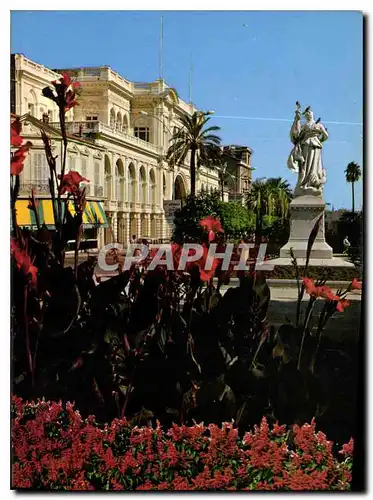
<box><xmin>11</xmin><ymin>10</ymin><xmax>363</xmax><ymax>209</ymax></box>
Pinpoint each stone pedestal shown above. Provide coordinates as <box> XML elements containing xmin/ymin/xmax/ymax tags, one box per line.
<box><xmin>267</xmin><ymin>195</ymin><xmax>354</xmax><ymax>268</ymax></box>
<box><xmin>280</xmin><ymin>196</ymin><xmax>332</xmax><ymax>260</ymax></box>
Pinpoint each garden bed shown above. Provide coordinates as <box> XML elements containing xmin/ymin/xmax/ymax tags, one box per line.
<box><xmin>263</xmin><ymin>266</ymin><xmax>361</xmax><ymax>281</ymax></box>
<box><xmin>12</xmin><ymin>396</ymin><xmax>353</xmax><ymax>491</ymax></box>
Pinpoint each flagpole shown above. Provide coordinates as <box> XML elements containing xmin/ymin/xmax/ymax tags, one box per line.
<box><xmin>159</xmin><ymin>15</ymin><xmax>164</xmax><ymax>81</ymax></box>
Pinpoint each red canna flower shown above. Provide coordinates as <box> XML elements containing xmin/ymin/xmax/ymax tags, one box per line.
<box><xmin>302</xmin><ymin>277</ymin><xmax>318</xmax><ymax>296</ymax></box>
<box><xmin>11</xmin><ymin>141</ymin><xmax>32</xmax><ymax>175</ymax></box>
<box><xmin>188</xmin><ymin>244</ymin><xmax>219</xmax><ymax>281</ymax></box>
<box><xmin>200</xmin><ymin>216</ymin><xmax>224</xmax><ymax>242</ymax></box>
<box><xmin>314</xmin><ymin>285</ymin><xmax>339</xmax><ymax>301</ymax></box>
<box><xmin>336</xmin><ymin>298</ymin><xmax>350</xmax><ymax>312</ymax></box>
<box><xmin>10</xmin><ymin>237</ymin><xmax>38</xmax><ymax>288</ymax></box>
<box><xmin>350</xmin><ymin>278</ymin><xmax>362</xmax><ymax>290</ymax></box>
<box><xmin>303</xmin><ymin>279</ymin><xmax>339</xmax><ymax>302</ymax></box>
<box><xmin>58</xmin><ymin>170</ymin><xmax>89</xmax><ymax>195</ymax></box>
<box><xmin>11</xmin><ymin>118</ymin><xmax>23</xmax><ymax>147</ymax></box>
<box><xmin>44</xmin><ymin>72</ymin><xmax>81</xmax><ymax>114</ymax></box>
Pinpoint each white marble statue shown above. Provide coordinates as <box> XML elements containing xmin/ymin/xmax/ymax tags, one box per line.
<box><xmin>287</xmin><ymin>102</ymin><xmax>328</xmax><ymax>197</ymax></box>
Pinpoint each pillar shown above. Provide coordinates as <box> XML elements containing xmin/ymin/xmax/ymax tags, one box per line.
<box><xmin>112</xmin><ymin>212</ymin><xmax>118</xmax><ymax>242</ymax></box>
<box><xmin>141</xmin><ymin>214</ymin><xmax>151</xmax><ymax>238</ymax></box>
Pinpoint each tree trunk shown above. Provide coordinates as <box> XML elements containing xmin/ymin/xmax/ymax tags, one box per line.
<box><xmin>220</xmin><ymin>175</ymin><xmax>224</xmax><ymax>201</ymax></box>
<box><xmin>190</xmin><ymin>148</ymin><xmax>196</xmax><ymax>199</ymax></box>
<box><xmin>352</xmin><ymin>181</ymin><xmax>355</xmax><ymax>213</ymax></box>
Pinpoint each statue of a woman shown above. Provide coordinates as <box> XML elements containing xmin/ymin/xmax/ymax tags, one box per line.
<box><xmin>287</xmin><ymin>103</ymin><xmax>328</xmax><ymax>197</ymax></box>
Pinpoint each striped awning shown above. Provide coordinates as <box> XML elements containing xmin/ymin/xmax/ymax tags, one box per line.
<box><xmin>14</xmin><ymin>200</ymin><xmax>108</xmax><ymax>228</ymax></box>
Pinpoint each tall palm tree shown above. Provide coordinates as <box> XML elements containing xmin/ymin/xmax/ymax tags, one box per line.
<box><xmin>247</xmin><ymin>178</ymin><xmax>273</xmax><ymax>237</ymax></box>
<box><xmin>166</xmin><ymin>112</ymin><xmax>221</xmax><ymax>199</ymax></box>
<box><xmin>345</xmin><ymin>162</ymin><xmax>362</xmax><ymax>213</ymax></box>
<box><xmin>247</xmin><ymin>177</ymin><xmax>293</xmax><ymax>238</ymax></box>
<box><xmin>266</xmin><ymin>177</ymin><xmax>293</xmax><ymax>218</ymax></box>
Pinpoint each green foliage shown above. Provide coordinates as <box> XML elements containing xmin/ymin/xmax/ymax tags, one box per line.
<box><xmin>344</xmin><ymin>162</ymin><xmax>362</xmax><ymax>213</ymax></box>
<box><xmin>337</xmin><ymin>211</ymin><xmax>363</xmax><ymax>247</ymax></box>
<box><xmin>172</xmin><ymin>192</ymin><xmax>255</xmax><ymax>243</ymax></box>
<box><xmin>218</xmin><ymin>202</ymin><xmax>255</xmax><ymax>238</ymax></box>
<box><xmin>247</xmin><ymin>178</ymin><xmax>293</xmax><ymax>236</ymax></box>
<box><xmin>344</xmin><ymin>162</ymin><xmax>361</xmax><ymax>184</ymax></box>
<box><xmin>173</xmin><ymin>191</ymin><xmax>222</xmax><ymax>243</ymax></box>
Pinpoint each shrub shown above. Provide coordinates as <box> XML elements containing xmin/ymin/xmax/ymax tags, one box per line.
<box><xmin>172</xmin><ymin>191</ymin><xmax>255</xmax><ymax>243</ymax></box>
<box><xmin>11</xmin><ymin>396</ymin><xmax>353</xmax><ymax>491</ymax></box>
<box><xmin>218</xmin><ymin>202</ymin><xmax>255</xmax><ymax>239</ymax></box>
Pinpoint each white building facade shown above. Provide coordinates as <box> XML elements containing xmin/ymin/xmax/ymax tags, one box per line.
<box><xmin>11</xmin><ymin>54</ymin><xmax>220</xmax><ymax>246</ymax></box>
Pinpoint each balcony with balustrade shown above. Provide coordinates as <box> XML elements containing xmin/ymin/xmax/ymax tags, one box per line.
<box><xmin>49</xmin><ymin>120</ymin><xmax>160</xmax><ymax>155</ymax></box>
<box><xmin>19</xmin><ymin>182</ymin><xmax>50</xmax><ymax>196</ymax></box>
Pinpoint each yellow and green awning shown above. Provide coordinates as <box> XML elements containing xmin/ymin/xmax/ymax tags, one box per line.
<box><xmin>14</xmin><ymin>199</ymin><xmax>108</xmax><ymax>228</ymax></box>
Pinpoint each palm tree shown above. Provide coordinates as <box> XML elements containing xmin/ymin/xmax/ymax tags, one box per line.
<box><xmin>345</xmin><ymin>162</ymin><xmax>362</xmax><ymax>213</ymax></box>
<box><xmin>266</xmin><ymin>177</ymin><xmax>293</xmax><ymax>218</ymax></box>
<box><xmin>247</xmin><ymin>177</ymin><xmax>293</xmax><ymax>239</ymax></box>
<box><xmin>247</xmin><ymin>178</ymin><xmax>273</xmax><ymax>238</ymax></box>
<box><xmin>166</xmin><ymin>112</ymin><xmax>221</xmax><ymax>199</ymax></box>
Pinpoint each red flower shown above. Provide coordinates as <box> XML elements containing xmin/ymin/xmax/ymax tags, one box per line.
<box><xmin>58</xmin><ymin>170</ymin><xmax>89</xmax><ymax>195</ymax></box>
<box><xmin>44</xmin><ymin>72</ymin><xmax>81</xmax><ymax>114</ymax></box>
<box><xmin>336</xmin><ymin>298</ymin><xmax>350</xmax><ymax>312</ymax></box>
<box><xmin>189</xmin><ymin>244</ymin><xmax>219</xmax><ymax>281</ymax></box>
<box><xmin>350</xmin><ymin>278</ymin><xmax>362</xmax><ymax>290</ymax></box>
<box><xmin>303</xmin><ymin>277</ymin><xmax>316</xmax><ymax>295</ymax></box>
<box><xmin>315</xmin><ymin>285</ymin><xmax>339</xmax><ymax>301</ymax></box>
<box><xmin>200</xmin><ymin>216</ymin><xmax>224</xmax><ymax>242</ymax></box>
<box><xmin>339</xmin><ymin>438</ymin><xmax>354</xmax><ymax>457</ymax></box>
<box><xmin>10</xmin><ymin>238</ymin><xmax>38</xmax><ymax>288</ymax></box>
<box><xmin>302</xmin><ymin>279</ymin><xmax>339</xmax><ymax>301</ymax></box>
<box><xmin>11</xmin><ymin>141</ymin><xmax>32</xmax><ymax>175</ymax></box>
<box><xmin>11</xmin><ymin>118</ymin><xmax>23</xmax><ymax>147</ymax></box>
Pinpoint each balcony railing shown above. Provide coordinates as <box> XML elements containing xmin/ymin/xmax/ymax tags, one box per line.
<box><xmin>49</xmin><ymin>121</ymin><xmax>160</xmax><ymax>154</ymax></box>
<box><xmin>98</xmin><ymin>123</ymin><xmax>159</xmax><ymax>154</ymax></box>
<box><xmin>49</xmin><ymin>121</ymin><xmax>100</xmax><ymax>135</ymax></box>
<box><xmin>94</xmin><ymin>185</ymin><xmax>104</xmax><ymax>197</ymax></box>
<box><xmin>19</xmin><ymin>182</ymin><xmax>50</xmax><ymax>195</ymax></box>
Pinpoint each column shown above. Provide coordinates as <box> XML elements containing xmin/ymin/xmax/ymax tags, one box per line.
<box><xmin>117</xmin><ymin>214</ymin><xmax>124</xmax><ymax>244</ymax></box>
<box><xmin>124</xmin><ymin>216</ymin><xmax>130</xmax><ymax>244</ymax></box>
<box><xmin>104</xmin><ymin>213</ymin><xmax>112</xmax><ymax>244</ymax></box>
<box><xmin>130</xmin><ymin>213</ymin><xmax>140</xmax><ymax>240</ymax></box>
<box><xmin>97</xmin><ymin>227</ymin><xmax>105</xmax><ymax>249</ymax></box>
<box><xmin>112</xmin><ymin>212</ymin><xmax>118</xmax><ymax>242</ymax></box>
<box><xmin>141</xmin><ymin>214</ymin><xmax>151</xmax><ymax>238</ymax></box>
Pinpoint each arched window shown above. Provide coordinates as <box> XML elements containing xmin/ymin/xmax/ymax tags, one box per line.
<box><xmin>116</xmin><ymin>112</ymin><xmax>122</xmax><ymax>131</ymax></box>
<box><xmin>104</xmin><ymin>155</ymin><xmax>112</xmax><ymax>199</ymax></box>
<box><xmin>149</xmin><ymin>170</ymin><xmax>156</xmax><ymax>206</ymax></box>
<box><xmin>115</xmin><ymin>165</ymin><xmax>120</xmax><ymax>200</ymax></box>
<box><xmin>139</xmin><ymin>166</ymin><xmax>147</xmax><ymax>204</ymax></box>
<box><xmin>28</xmin><ymin>90</ymin><xmax>37</xmax><ymax>117</ymax></box>
<box><xmin>110</xmin><ymin>108</ymin><xmax>116</xmax><ymax>128</ymax></box>
<box><xmin>123</xmin><ymin>115</ymin><xmax>129</xmax><ymax>133</ymax></box>
<box><xmin>128</xmin><ymin>163</ymin><xmax>136</xmax><ymax>203</ymax></box>
<box><xmin>115</xmin><ymin>159</ymin><xmax>124</xmax><ymax>201</ymax></box>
